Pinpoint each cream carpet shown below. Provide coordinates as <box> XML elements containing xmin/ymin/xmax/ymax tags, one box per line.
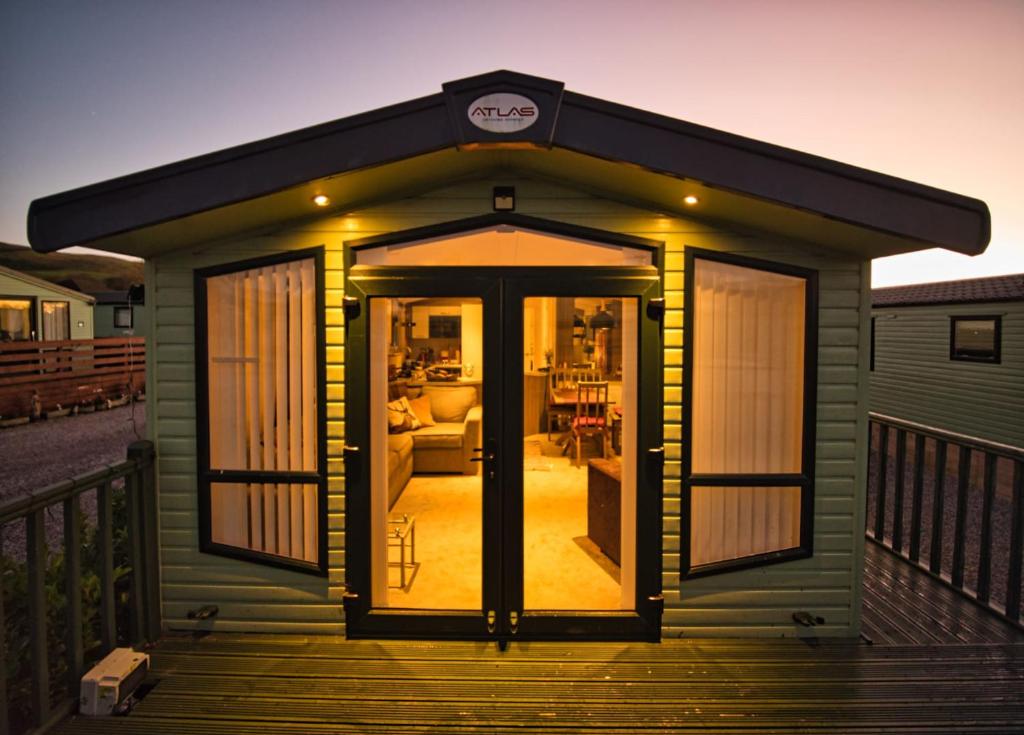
<box><xmin>386</xmin><ymin>434</ymin><xmax>623</xmax><ymax>611</ymax></box>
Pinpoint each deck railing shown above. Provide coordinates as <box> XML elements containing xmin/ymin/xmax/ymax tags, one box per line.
<box><xmin>0</xmin><ymin>337</ymin><xmax>145</xmax><ymax>420</ymax></box>
<box><xmin>866</xmin><ymin>412</ymin><xmax>1024</xmax><ymax>628</ymax></box>
<box><xmin>0</xmin><ymin>440</ymin><xmax>159</xmax><ymax>735</ymax></box>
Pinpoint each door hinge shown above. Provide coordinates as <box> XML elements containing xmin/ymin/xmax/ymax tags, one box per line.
<box><xmin>342</xmin><ymin>295</ymin><xmax>361</xmax><ymax>321</ymax></box>
<box><xmin>509</xmin><ymin>610</ymin><xmax>519</xmax><ymax>634</ymax></box>
<box><xmin>646</xmin><ymin>297</ymin><xmax>665</xmax><ymax>322</ymax></box>
<box><xmin>647</xmin><ymin>594</ymin><xmax>665</xmax><ymax>614</ymax></box>
<box><xmin>486</xmin><ymin>609</ymin><xmax>496</xmax><ymax>633</ymax></box>
<box><xmin>647</xmin><ymin>446</ymin><xmax>665</xmax><ymax>463</ymax></box>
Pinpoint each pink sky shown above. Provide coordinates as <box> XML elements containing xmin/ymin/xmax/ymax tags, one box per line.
<box><xmin>1</xmin><ymin>0</ymin><xmax>1020</xmax><ymax>285</ymax></box>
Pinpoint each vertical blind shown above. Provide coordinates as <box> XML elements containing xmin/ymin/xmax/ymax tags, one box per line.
<box><xmin>205</xmin><ymin>258</ymin><xmax>318</xmax><ymax>563</ymax></box>
<box><xmin>690</xmin><ymin>258</ymin><xmax>806</xmax><ymax>567</ymax></box>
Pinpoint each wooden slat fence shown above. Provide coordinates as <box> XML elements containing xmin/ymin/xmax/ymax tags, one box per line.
<box><xmin>0</xmin><ymin>337</ymin><xmax>145</xmax><ymax>419</ymax></box>
<box><xmin>0</xmin><ymin>441</ymin><xmax>160</xmax><ymax>735</ymax></box>
<box><xmin>866</xmin><ymin>412</ymin><xmax>1024</xmax><ymax>629</ymax></box>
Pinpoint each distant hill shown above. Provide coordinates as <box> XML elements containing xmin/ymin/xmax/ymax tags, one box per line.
<box><xmin>0</xmin><ymin>242</ymin><xmax>143</xmax><ymax>293</ymax></box>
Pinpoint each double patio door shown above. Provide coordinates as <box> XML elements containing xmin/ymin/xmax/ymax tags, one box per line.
<box><xmin>344</xmin><ymin>267</ymin><xmax>662</xmax><ymax>641</ymax></box>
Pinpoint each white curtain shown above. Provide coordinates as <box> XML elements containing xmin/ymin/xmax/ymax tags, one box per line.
<box><xmin>206</xmin><ymin>258</ymin><xmax>318</xmax><ymax>563</ymax></box>
<box><xmin>690</xmin><ymin>258</ymin><xmax>805</xmax><ymax>566</ymax></box>
<box><xmin>42</xmin><ymin>302</ymin><xmax>69</xmax><ymax>340</ymax></box>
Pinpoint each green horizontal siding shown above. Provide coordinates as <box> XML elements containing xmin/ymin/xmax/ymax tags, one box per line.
<box><xmin>148</xmin><ymin>176</ymin><xmax>866</xmax><ymax>637</ymax></box>
<box><xmin>871</xmin><ymin>302</ymin><xmax>1024</xmax><ymax>447</ymax></box>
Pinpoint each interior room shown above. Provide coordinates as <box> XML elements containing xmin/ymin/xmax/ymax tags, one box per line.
<box><xmin>371</xmin><ymin>292</ymin><xmax>637</xmax><ymax>612</ymax></box>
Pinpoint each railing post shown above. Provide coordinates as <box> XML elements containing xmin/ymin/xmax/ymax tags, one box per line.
<box><xmin>892</xmin><ymin>429</ymin><xmax>906</xmax><ymax>554</ymax></box>
<box><xmin>27</xmin><ymin>509</ymin><xmax>49</xmax><ymax>727</ymax></box>
<box><xmin>1007</xmin><ymin>460</ymin><xmax>1023</xmax><ymax>624</ymax></box>
<box><xmin>0</xmin><ymin>564</ymin><xmax>8</xmax><ymax>735</ymax></box>
<box><xmin>929</xmin><ymin>440</ymin><xmax>947</xmax><ymax>575</ymax></box>
<box><xmin>64</xmin><ymin>495</ymin><xmax>84</xmax><ymax>693</ymax></box>
<box><xmin>98</xmin><ymin>480</ymin><xmax>116</xmax><ymax>653</ymax></box>
<box><xmin>909</xmin><ymin>434</ymin><xmax>925</xmax><ymax>564</ymax></box>
<box><xmin>125</xmin><ymin>465</ymin><xmax>146</xmax><ymax>646</ymax></box>
<box><xmin>951</xmin><ymin>446</ymin><xmax>971</xmax><ymax>590</ymax></box>
<box><xmin>873</xmin><ymin>423</ymin><xmax>888</xmax><ymax>540</ymax></box>
<box><xmin>128</xmin><ymin>440</ymin><xmax>161</xmax><ymax>641</ymax></box>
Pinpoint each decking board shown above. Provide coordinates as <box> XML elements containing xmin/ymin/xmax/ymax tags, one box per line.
<box><xmin>51</xmin><ymin>547</ymin><xmax>1024</xmax><ymax>734</ymax></box>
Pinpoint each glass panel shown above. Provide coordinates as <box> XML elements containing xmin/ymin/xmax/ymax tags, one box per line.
<box><xmin>210</xmin><ymin>482</ymin><xmax>318</xmax><ymax>563</ymax></box>
<box><xmin>0</xmin><ymin>298</ymin><xmax>32</xmax><ymax>341</ymax></box>
<box><xmin>114</xmin><ymin>306</ymin><xmax>133</xmax><ymax>328</ymax></box>
<box><xmin>42</xmin><ymin>301</ymin><xmax>69</xmax><ymax>340</ymax></box>
<box><xmin>692</xmin><ymin>258</ymin><xmax>805</xmax><ymax>474</ymax></box>
<box><xmin>355</xmin><ymin>227</ymin><xmax>653</xmax><ymax>266</ymax></box>
<box><xmin>954</xmin><ymin>318</ymin><xmax>996</xmax><ymax>356</ymax></box>
<box><xmin>370</xmin><ymin>296</ymin><xmax>484</xmax><ymax>609</ymax></box>
<box><xmin>205</xmin><ymin>258</ymin><xmax>317</xmax><ymax>472</ymax></box>
<box><xmin>523</xmin><ymin>296</ymin><xmax>637</xmax><ymax>611</ymax></box>
<box><xmin>690</xmin><ymin>486</ymin><xmax>801</xmax><ymax>566</ymax></box>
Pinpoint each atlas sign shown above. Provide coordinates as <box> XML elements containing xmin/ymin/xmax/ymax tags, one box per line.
<box><xmin>467</xmin><ymin>93</ymin><xmax>538</xmax><ymax>133</ymax></box>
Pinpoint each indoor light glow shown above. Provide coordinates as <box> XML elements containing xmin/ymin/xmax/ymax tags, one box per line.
<box><xmin>312</xmin><ymin>194</ymin><xmax>330</xmax><ymax>207</ymax></box>
<box><xmin>683</xmin><ymin>195</ymin><xmax>699</xmax><ymax>206</ymax></box>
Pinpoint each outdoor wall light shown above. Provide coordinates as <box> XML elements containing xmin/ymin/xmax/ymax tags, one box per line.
<box><xmin>683</xmin><ymin>195</ymin><xmax>699</xmax><ymax>206</ymax></box>
<box><xmin>312</xmin><ymin>194</ymin><xmax>330</xmax><ymax>207</ymax></box>
<box><xmin>493</xmin><ymin>186</ymin><xmax>515</xmax><ymax>211</ymax></box>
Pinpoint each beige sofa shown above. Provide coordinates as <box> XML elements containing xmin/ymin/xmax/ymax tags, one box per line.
<box><xmin>387</xmin><ymin>384</ymin><xmax>482</xmax><ymax>508</ymax></box>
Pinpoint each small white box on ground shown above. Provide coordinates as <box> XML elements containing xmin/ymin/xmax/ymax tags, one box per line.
<box><xmin>79</xmin><ymin>647</ymin><xmax>150</xmax><ymax>715</ymax></box>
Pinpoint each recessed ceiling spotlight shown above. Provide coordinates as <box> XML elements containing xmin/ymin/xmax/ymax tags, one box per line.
<box><xmin>683</xmin><ymin>195</ymin><xmax>699</xmax><ymax>206</ymax></box>
<box><xmin>312</xmin><ymin>194</ymin><xmax>330</xmax><ymax>207</ymax></box>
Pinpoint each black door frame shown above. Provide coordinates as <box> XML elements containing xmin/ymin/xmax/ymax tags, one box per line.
<box><xmin>342</xmin><ymin>215</ymin><xmax>665</xmax><ymax>641</ymax></box>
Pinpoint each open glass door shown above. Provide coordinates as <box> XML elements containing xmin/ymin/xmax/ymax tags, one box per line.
<box><xmin>344</xmin><ymin>216</ymin><xmax>664</xmax><ymax>641</ymax></box>
<box><xmin>343</xmin><ymin>274</ymin><xmax>502</xmax><ymax>638</ymax></box>
<box><xmin>503</xmin><ymin>276</ymin><xmax>663</xmax><ymax>640</ymax></box>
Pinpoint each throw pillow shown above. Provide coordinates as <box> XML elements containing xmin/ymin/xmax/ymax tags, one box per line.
<box><xmin>386</xmin><ymin>397</ymin><xmax>421</xmax><ymax>433</ymax></box>
<box><xmin>407</xmin><ymin>395</ymin><xmax>436</xmax><ymax>427</ymax></box>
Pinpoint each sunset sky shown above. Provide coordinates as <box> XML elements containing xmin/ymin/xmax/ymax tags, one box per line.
<box><xmin>1</xmin><ymin>0</ymin><xmax>1020</xmax><ymax>286</ymax></box>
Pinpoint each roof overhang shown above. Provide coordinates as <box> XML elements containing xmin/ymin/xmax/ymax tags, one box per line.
<box><xmin>27</xmin><ymin>70</ymin><xmax>990</xmax><ymax>260</ymax></box>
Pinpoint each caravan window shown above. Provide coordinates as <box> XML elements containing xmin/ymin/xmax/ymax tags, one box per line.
<box><xmin>195</xmin><ymin>249</ymin><xmax>326</xmax><ymax>573</ymax></box>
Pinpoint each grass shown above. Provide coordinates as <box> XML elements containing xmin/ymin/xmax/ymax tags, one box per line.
<box><xmin>0</xmin><ymin>242</ymin><xmax>142</xmax><ymax>293</ymax></box>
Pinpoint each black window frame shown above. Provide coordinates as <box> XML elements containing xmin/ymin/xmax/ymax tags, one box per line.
<box><xmin>949</xmin><ymin>315</ymin><xmax>1001</xmax><ymax>364</ymax></box>
<box><xmin>0</xmin><ymin>294</ymin><xmax>36</xmax><ymax>341</ymax></box>
<box><xmin>113</xmin><ymin>305</ymin><xmax>133</xmax><ymax>329</ymax></box>
<box><xmin>870</xmin><ymin>316</ymin><xmax>876</xmax><ymax>372</ymax></box>
<box><xmin>194</xmin><ymin>246</ymin><xmax>328</xmax><ymax>576</ymax></box>
<box><xmin>680</xmin><ymin>248</ymin><xmax>818</xmax><ymax>579</ymax></box>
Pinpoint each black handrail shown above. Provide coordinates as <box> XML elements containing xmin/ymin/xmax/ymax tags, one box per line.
<box><xmin>867</xmin><ymin>413</ymin><xmax>1024</xmax><ymax>629</ymax></box>
<box><xmin>0</xmin><ymin>440</ymin><xmax>160</xmax><ymax>734</ymax></box>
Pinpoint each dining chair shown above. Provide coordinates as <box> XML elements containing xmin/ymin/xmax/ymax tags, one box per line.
<box><xmin>546</xmin><ymin>366</ymin><xmax>574</xmax><ymax>440</ymax></box>
<box><xmin>572</xmin><ymin>380</ymin><xmax>609</xmax><ymax>466</ymax></box>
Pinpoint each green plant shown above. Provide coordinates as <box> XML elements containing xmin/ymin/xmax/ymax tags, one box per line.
<box><xmin>2</xmin><ymin>487</ymin><xmax>133</xmax><ymax>732</ymax></box>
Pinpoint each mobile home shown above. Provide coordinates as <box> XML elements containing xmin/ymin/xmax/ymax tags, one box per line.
<box><xmin>27</xmin><ymin>71</ymin><xmax>990</xmax><ymax>641</ymax></box>
<box><xmin>871</xmin><ymin>274</ymin><xmax>1023</xmax><ymax>448</ymax></box>
<box><xmin>0</xmin><ymin>264</ymin><xmax>94</xmax><ymax>341</ymax></box>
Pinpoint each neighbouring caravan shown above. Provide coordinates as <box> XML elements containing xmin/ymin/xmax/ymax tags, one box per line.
<box><xmin>871</xmin><ymin>274</ymin><xmax>1023</xmax><ymax>448</ymax></box>
<box><xmin>27</xmin><ymin>71</ymin><xmax>990</xmax><ymax>641</ymax></box>
<box><xmin>0</xmin><ymin>264</ymin><xmax>94</xmax><ymax>341</ymax></box>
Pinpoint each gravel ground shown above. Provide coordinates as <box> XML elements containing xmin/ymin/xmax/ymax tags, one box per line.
<box><xmin>866</xmin><ymin>428</ymin><xmax>1022</xmax><ymax>612</ymax></box>
<box><xmin>0</xmin><ymin>403</ymin><xmax>146</xmax><ymax>558</ymax></box>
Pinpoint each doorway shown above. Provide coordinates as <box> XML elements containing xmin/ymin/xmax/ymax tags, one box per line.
<box><xmin>343</xmin><ymin>218</ymin><xmax>663</xmax><ymax>641</ymax></box>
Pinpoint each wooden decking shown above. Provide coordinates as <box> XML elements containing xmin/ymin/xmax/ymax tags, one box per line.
<box><xmin>52</xmin><ymin>547</ymin><xmax>1024</xmax><ymax>735</ymax></box>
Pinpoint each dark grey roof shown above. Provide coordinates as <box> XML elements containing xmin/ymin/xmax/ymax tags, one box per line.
<box><xmin>27</xmin><ymin>70</ymin><xmax>990</xmax><ymax>256</ymax></box>
<box><xmin>873</xmin><ymin>273</ymin><xmax>1024</xmax><ymax>307</ymax></box>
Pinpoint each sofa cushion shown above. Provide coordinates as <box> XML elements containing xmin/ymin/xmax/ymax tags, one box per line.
<box><xmin>387</xmin><ymin>397</ymin><xmax>421</xmax><ymax>433</ymax></box>
<box><xmin>410</xmin><ymin>423</ymin><xmax>465</xmax><ymax>449</ymax></box>
<box><xmin>388</xmin><ymin>433</ymin><xmax>414</xmax><ymax>454</ymax></box>
<box><xmin>422</xmin><ymin>385</ymin><xmax>476</xmax><ymax>423</ymax></box>
<box><xmin>408</xmin><ymin>394</ymin><xmax>436</xmax><ymax>427</ymax></box>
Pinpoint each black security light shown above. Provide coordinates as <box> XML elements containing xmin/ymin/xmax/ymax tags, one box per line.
<box><xmin>493</xmin><ymin>186</ymin><xmax>515</xmax><ymax>211</ymax></box>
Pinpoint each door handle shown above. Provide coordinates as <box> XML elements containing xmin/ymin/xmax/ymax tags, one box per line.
<box><xmin>470</xmin><ymin>438</ymin><xmax>498</xmax><ymax>479</ymax></box>
<box><xmin>343</xmin><ymin>444</ymin><xmax>361</xmax><ymax>483</ymax></box>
